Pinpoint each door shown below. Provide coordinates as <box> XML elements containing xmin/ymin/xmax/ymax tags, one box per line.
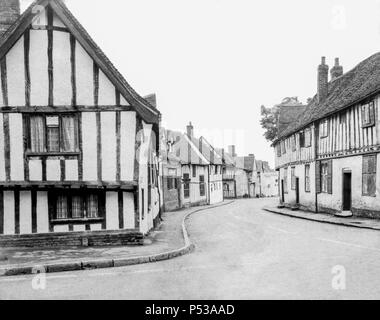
<box><xmin>281</xmin><ymin>180</ymin><xmax>285</xmax><ymax>203</ymax></box>
<box><xmin>295</xmin><ymin>178</ymin><xmax>300</xmax><ymax>205</ymax></box>
<box><xmin>343</xmin><ymin>172</ymin><xmax>352</xmax><ymax>211</ymax></box>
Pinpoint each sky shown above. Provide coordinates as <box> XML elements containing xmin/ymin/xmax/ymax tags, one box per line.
<box><xmin>21</xmin><ymin>0</ymin><xmax>380</xmax><ymax>166</ymax></box>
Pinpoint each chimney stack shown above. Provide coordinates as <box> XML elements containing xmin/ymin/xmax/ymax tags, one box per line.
<box><xmin>228</xmin><ymin>145</ymin><xmax>236</xmax><ymax>157</ymax></box>
<box><xmin>317</xmin><ymin>57</ymin><xmax>329</xmax><ymax>103</ymax></box>
<box><xmin>330</xmin><ymin>57</ymin><xmax>343</xmax><ymax>81</ymax></box>
<box><xmin>186</xmin><ymin>122</ymin><xmax>194</xmax><ymax>138</ymax></box>
<box><xmin>0</xmin><ymin>0</ymin><xmax>20</xmax><ymax>37</ymax></box>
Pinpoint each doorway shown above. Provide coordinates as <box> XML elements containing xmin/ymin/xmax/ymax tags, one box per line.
<box><xmin>295</xmin><ymin>177</ymin><xmax>300</xmax><ymax>205</ymax></box>
<box><xmin>343</xmin><ymin>172</ymin><xmax>352</xmax><ymax>211</ymax></box>
<box><xmin>281</xmin><ymin>180</ymin><xmax>285</xmax><ymax>203</ymax></box>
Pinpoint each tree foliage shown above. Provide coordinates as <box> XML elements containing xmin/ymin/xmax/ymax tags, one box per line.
<box><xmin>260</xmin><ymin>105</ymin><xmax>279</xmax><ymax>142</ymax></box>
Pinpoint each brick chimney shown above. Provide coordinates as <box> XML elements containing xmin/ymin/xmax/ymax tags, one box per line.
<box><xmin>0</xmin><ymin>0</ymin><xmax>20</xmax><ymax>37</ymax></box>
<box><xmin>228</xmin><ymin>145</ymin><xmax>236</xmax><ymax>157</ymax></box>
<box><xmin>186</xmin><ymin>122</ymin><xmax>193</xmax><ymax>138</ymax></box>
<box><xmin>317</xmin><ymin>57</ymin><xmax>329</xmax><ymax>103</ymax></box>
<box><xmin>330</xmin><ymin>57</ymin><xmax>343</xmax><ymax>81</ymax></box>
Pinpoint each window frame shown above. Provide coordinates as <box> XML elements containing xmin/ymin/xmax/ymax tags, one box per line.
<box><xmin>283</xmin><ymin>167</ymin><xmax>288</xmax><ymax>194</ymax></box>
<box><xmin>183</xmin><ymin>173</ymin><xmax>190</xmax><ymax>199</ymax></box>
<box><xmin>361</xmin><ymin>102</ymin><xmax>375</xmax><ymax>128</ymax></box>
<box><xmin>320</xmin><ymin>120</ymin><xmax>329</xmax><ymax>138</ymax></box>
<box><xmin>362</xmin><ymin>154</ymin><xmax>377</xmax><ymax>197</ymax></box>
<box><xmin>199</xmin><ymin>175</ymin><xmax>205</xmax><ymax>197</ymax></box>
<box><xmin>291</xmin><ymin>167</ymin><xmax>296</xmax><ymax>190</ymax></box>
<box><xmin>49</xmin><ymin>189</ymin><xmax>104</xmax><ymax>223</ymax></box>
<box><xmin>26</xmin><ymin>113</ymin><xmax>80</xmax><ymax>156</ymax></box>
<box><xmin>321</xmin><ymin>162</ymin><xmax>328</xmax><ymax>193</ymax></box>
<box><xmin>305</xmin><ymin>164</ymin><xmax>311</xmax><ymax>193</ymax></box>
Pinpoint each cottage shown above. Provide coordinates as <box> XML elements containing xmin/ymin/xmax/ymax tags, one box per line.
<box><xmin>0</xmin><ymin>0</ymin><xmax>161</xmax><ymax>246</ymax></box>
<box><xmin>274</xmin><ymin>55</ymin><xmax>380</xmax><ymax>218</ymax></box>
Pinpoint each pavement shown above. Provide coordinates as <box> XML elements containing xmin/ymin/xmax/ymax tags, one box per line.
<box><xmin>263</xmin><ymin>205</ymin><xmax>380</xmax><ymax>231</ymax></box>
<box><xmin>2</xmin><ymin>197</ymin><xmax>380</xmax><ymax>299</ymax></box>
<box><xmin>0</xmin><ymin>200</ymin><xmax>234</xmax><ymax>277</ymax></box>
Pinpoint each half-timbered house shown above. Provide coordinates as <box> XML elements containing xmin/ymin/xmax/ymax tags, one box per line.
<box><xmin>274</xmin><ymin>55</ymin><xmax>380</xmax><ymax>218</ymax></box>
<box><xmin>0</xmin><ymin>0</ymin><xmax>161</xmax><ymax>246</ymax></box>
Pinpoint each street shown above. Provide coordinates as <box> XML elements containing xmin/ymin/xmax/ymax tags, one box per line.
<box><xmin>1</xmin><ymin>198</ymin><xmax>380</xmax><ymax>299</ymax></box>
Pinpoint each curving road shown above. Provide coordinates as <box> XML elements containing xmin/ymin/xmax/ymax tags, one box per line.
<box><xmin>1</xmin><ymin>198</ymin><xmax>380</xmax><ymax>299</ymax></box>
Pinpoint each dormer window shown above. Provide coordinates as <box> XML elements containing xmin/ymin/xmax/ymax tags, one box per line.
<box><xmin>361</xmin><ymin>102</ymin><xmax>375</xmax><ymax>128</ymax></box>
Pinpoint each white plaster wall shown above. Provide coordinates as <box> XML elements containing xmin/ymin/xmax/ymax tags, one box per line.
<box><xmin>91</xmin><ymin>224</ymin><xmax>102</xmax><ymax>231</ymax></box>
<box><xmin>106</xmin><ymin>191</ymin><xmax>119</xmax><ymax>230</ymax></box>
<box><xmin>76</xmin><ymin>41</ymin><xmax>94</xmax><ymax>105</ymax></box>
<box><xmin>98</xmin><ymin>70</ymin><xmax>116</xmax><ymax>105</ymax></box>
<box><xmin>29</xmin><ymin>160</ymin><xmax>43</xmax><ymax>181</ymax></box>
<box><xmin>120</xmin><ymin>111</ymin><xmax>136</xmax><ymax>181</ymax></box>
<box><xmin>82</xmin><ymin>112</ymin><xmax>98</xmax><ymax>181</ymax></box>
<box><xmin>6</xmin><ymin>36</ymin><xmax>25</xmax><ymax>106</ymax></box>
<box><xmin>3</xmin><ymin>191</ymin><xmax>14</xmax><ymax>235</ymax></box>
<box><xmin>9</xmin><ymin>114</ymin><xmax>24</xmax><ymax>181</ymax></box>
<box><xmin>19</xmin><ymin>191</ymin><xmax>32</xmax><ymax>234</ymax></box>
<box><xmin>54</xmin><ymin>225</ymin><xmax>69</xmax><ymax>233</ymax></box>
<box><xmin>65</xmin><ymin>159</ymin><xmax>78</xmax><ymax>181</ymax></box>
<box><xmin>36</xmin><ymin>191</ymin><xmax>49</xmax><ymax>233</ymax></box>
<box><xmin>120</xmin><ymin>95</ymin><xmax>129</xmax><ymax>106</ymax></box>
<box><xmin>101</xmin><ymin>112</ymin><xmax>116</xmax><ymax>181</ymax></box>
<box><xmin>46</xmin><ymin>159</ymin><xmax>60</xmax><ymax>181</ymax></box>
<box><xmin>29</xmin><ymin>30</ymin><xmax>49</xmax><ymax>106</ymax></box>
<box><xmin>53</xmin><ymin>31</ymin><xmax>71</xmax><ymax>105</ymax></box>
<box><xmin>52</xmin><ymin>12</ymin><xmax>65</xmax><ymax>28</ymax></box>
<box><xmin>123</xmin><ymin>192</ymin><xmax>135</xmax><ymax>229</ymax></box>
<box><xmin>73</xmin><ymin>225</ymin><xmax>85</xmax><ymax>232</ymax></box>
<box><xmin>0</xmin><ymin>114</ymin><xmax>6</xmax><ymax>181</ymax></box>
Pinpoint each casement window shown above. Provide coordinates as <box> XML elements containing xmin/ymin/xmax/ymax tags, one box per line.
<box><xmin>215</xmin><ymin>166</ymin><xmax>218</xmax><ymax>175</ymax></box>
<box><xmin>291</xmin><ymin>167</ymin><xmax>296</xmax><ymax>190</ymax></box>
<box><xmin>183</xmin><ymin>173</ymin><xmax>190</xmax><ymax>198</ymax></box>
<box><xmin>199</xmin><ymin>175</ymin><xmax>205</xmax><ymax>196</ymax></box>
<box><xmin>361</xmin><ymin>102</ymin><xmax>375</xmax><ymax>128</ymax></box>
<box><xmin>363</xmin><ymin>155</ymin><xmax>377</xmax><ymax>197</ymax></box>
<box><xmin>320</xmin><ymin>120</ymin><xmax>329</xmax><ymax>138</ymax></box>
<box><xmin>318</xmin><ymin>160</ymin><xmax>333</xmax><ymax>194</ymax></box>
<box><xmin>299</xmin><ymin>132</ymin><xmax>305</xmax><ymax>148</ymax></box>
<box><xmin>51</xmin><ymin>190</ymin><xmax>103</xmax><ymax>220</ymax></box>
<box><xmin>167</xmin><ymin>177</ymin><xmax>177</xmax><ymax>190</ymax></box>
<box><xmin>281</xmin><ymin>140</ymin><xmax>286</xmax><ymax>155</ymax></box>
<box><xmin>284</xmin><ymin>167</ymin><xmax>288</xmax><ymax>193</ymax></box>
<box><xmin>27</xmin><ymin>114</ymin><xmax>79</xmax><ymax>154</ymax></box>
<box><xmin>192</xmin><ymin>165</ymin><xmax>197</xmax><ymax>178</ymax></box>
<box><xmin>276</xmin><ymin>144</ymin><xmax>281</xmax><ymax>157</ymax></box>
<box><xmin>305</xmin><ymin>164</ymin><xmax>311</xmax><ymax>192</ymax></box>
<box><xmin>291</xmin><ymin>136</ymin><xmax>297</xmax><ymax>152</ymax></box>
<box><xmin>304</xmin><ymin>129</ymin><xmax>312</xmax><ymax>147</ymax></box>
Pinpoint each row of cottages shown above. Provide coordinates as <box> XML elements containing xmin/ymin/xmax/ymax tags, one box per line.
<box><xmin>274</xmin><ymin>55</ymin><xmax>380</xmax><ymax>218</ymax></box>
<box><xmin>160</xmin><ymin>123</ymin><xmax>224</xmax><ymax>211</ymax></box>
<box><xmin>0</xmin><ymin>0</ymin><xmax>161</xmax><ymax>246</ymax></box>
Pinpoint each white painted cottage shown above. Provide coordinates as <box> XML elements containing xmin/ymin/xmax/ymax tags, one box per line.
<box><xmin>0</xmin><ymin>0</ymin><xmax>161</xmax><ymax>246</ymax></box>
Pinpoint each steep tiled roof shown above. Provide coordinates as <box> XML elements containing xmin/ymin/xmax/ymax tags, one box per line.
<box><xmin>0</xmin><ymin>0</ymin><xmax>159</xmax><ymax>123</ymax></box>
<box><xmin>278</xmin><ymin>52</ymin><xmax>380</xmax><ymax>140</ymax></box>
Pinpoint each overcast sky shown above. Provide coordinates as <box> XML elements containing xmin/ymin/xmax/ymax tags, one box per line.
<box><xmin>22</xmin><ymin>0</ymin><xmax>380</xmax><ymax>166</ymax></box>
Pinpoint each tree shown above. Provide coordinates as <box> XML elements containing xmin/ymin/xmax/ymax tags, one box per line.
<box><xmin>260</xmin><ymin>105</ymin><xmax>279</xmax><ymax>142</ymax></box>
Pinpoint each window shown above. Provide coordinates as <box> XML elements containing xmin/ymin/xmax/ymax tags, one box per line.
<box><xmin>284</xmin><ymin>167</ymin><xmax>288</xmax><ymax>193</ymax></box>
<box><xmin>363</xmin><ymin>155</ymin><xmax>377</xmax><ymax>197</ymax></box>
<box><xmin>304</xmin><ymin>129</ymin><xmax>312</xmax><ymax>147</ymax></box>
<box><xmin>215</xmin><ymin>166</ymin><xmax>218</xmax><ymax>175</ymax></box>
<box><xmin>276</xmin><ymin>144</ymin><xmax>281</xmax><ymax>157</ymax></box>
<box><xmin>320</xmin><ymin>120</ymin><xmax>329</xmax><ymax>138</ymax></box>
<box><xmin>299</xmin><ymin>132</ymin><xmax>305</xmax><ymax>148</ymax></box>
<box><xmin>51</xmin><ymin>191</ymin><xmax>101</xmax><ymax>220</ymax></box>
<box><xmin>28</xmin><ymin>114</ymin><xmax>79</xmax><ymax>153</ymax></box>
<box><xmin>305</xmin><ymin>164</ymin><xmax>310</xmax><ymax>192</ymax></box>
<box><xmin>199</xmin><ymin>175</ymin><xmax>205</xmax><ymax>196</ymax></box>
<box><xmin>167</xmin><ymin>178</ymin><xmax>173</xmax><ymax>190</ymax></box>
<box><xmin>291</xmin><ymin>167</ymin><xmax>296</xmax><ymax>190</ymax></box>
<box><xmin>183</xmin><ymin>173</ymin><xmax>190</xmax><ymax>198</ymax></box>
<box><xmin>291</xmin><ymin>136</ymin><xmax>296</xmax><ymax>152</ymax></box>
<box><xmin>192</xmin><ymin>165</ymin><xmax>197</xmax><ymax>178</ymax></box>
<box><xmin>320</xmin><ymin>160</ymin><xmax>332</xmax><ymax>194</ymax></box>
<box><xmin>362</xmin><ymin>102</ymin><xmax>375</xmax><ymax>127</ymax></box>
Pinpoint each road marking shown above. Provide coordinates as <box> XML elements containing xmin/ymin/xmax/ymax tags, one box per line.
<box><xmin>317</xmin><ymin>237</ymin><xmax>380</xmax><ymax>252</ymax></box>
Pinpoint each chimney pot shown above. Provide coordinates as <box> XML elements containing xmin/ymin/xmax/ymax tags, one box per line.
<box><xmin>186</xmin><ymin>122</ymin><xmax>194</xmax><ymax>138</ymax></box>
<box><xmin>0</xmin><ymin>0</ymin><xmax>20</xmax><ymax>37</ymax></box>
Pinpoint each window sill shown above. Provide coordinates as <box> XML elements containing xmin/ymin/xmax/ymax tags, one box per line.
<box><xmin>362</xmin><ymin>123</ymin><xmax>375</xmax><ymax>129</ymax></box>
<box><xmin>26</xmin><ymin>152</ymin><xmax>80</xmax><ymax>157</ymax></box>
<box><xmin>51</xmin><ymin>218</ymin><xmax>104</xmax><ymax>225</ymax></box>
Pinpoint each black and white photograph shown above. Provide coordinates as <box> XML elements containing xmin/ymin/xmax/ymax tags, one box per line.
<box><xmin>0</xmin><ymin>0</ymin><xmax>379</xmax><ymax>303</ymax></box>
